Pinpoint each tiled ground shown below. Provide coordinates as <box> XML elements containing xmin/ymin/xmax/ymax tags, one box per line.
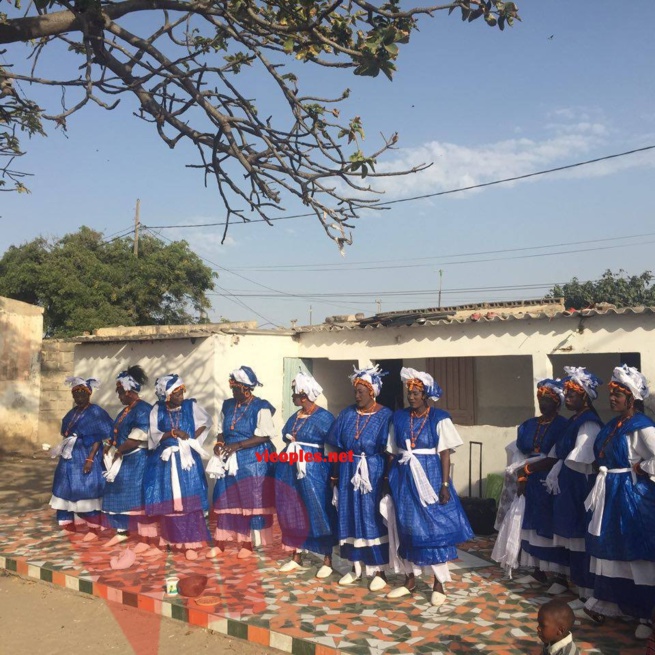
<box><xmin>0</xmin><ymin>506</ymin><xmax>646</xmax><ymax>655</ymax></box>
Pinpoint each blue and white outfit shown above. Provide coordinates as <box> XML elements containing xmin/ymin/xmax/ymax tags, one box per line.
<box><xmin>274</xmin><ymin>373</ymin><xmax>337</xmax><ymax>556</ymax></box>
<box><xmin>388</xmin><ymin>368</ymin><xmax>473</xmax><ymax>584</ymax></box>
<box><xmin>50</xmin><ymin>377</ymin><xmax>113</xmax><ymax>528</ymax></box>
<box><xmin>211</xmin><ymin>367</ymin><xmax>277</xmax><ymax>545</ymax></box>
<box><xmin>143</xmin><ymin>375</ymin><xmax>212</xmax><ymax>547</ymax></box>
<box><xmin>101</xmin><ymin>370</ymin><xmax>152</xmax><ymax>534</ymax></box>
<box><xmin>585</xmin><ymin>365</ymin><xmax>655</xmax><ymax>620</ymax></box>
<box><xmin>328</xmin><ymin>366</ymin><xmax>392</xmax><ymax>577</ymax></box>
<box><xmin>523</xmin><ymin>368</ymin><xmax>603</xmax><ymax>598</ymax></box>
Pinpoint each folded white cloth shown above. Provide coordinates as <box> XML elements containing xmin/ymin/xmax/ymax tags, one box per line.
<box><xmin>50</xmin><ymin>435</ymin><xmax>77</xmax><ymax>460</ymax></box>
<box><xmin>285</xmin><ymin>439</ymin><xmax>317</xmax><ymax>480</ymax></box>
<box><xmin>380</xmin><ymin>494</ymin><xmax>404</xmax><ymax>573</ymax></box>
<box><xmin>332</xmin><ymin>486</ymin><xmax>338</xmax><ymax>509</ymax></box>
<box><xmin>398</xmin><ymin>440</ymin><xmax>439</xmax><ymax>507</ymax></box>
<box><xmin>544</xmin><ymin>459</ymin><xmax>564</xmax><ymax>494</ymax></box>
<box><xmin>351</xmin><ymin>453</ymin><xmax>372</xmax><ymax>494</ymax></box>
<box><xmin>584</xmin><ymin>466</ymin><xmax>632</xmax><ymax>536</ymax></box>
<box><xmin>161</xmin><ymin>439</ymin><xmax>208</xmax><ymax>510</ymax></box>
<box><xmin>206</xmin><ymin>451</ymin><xmax>239</xmax><ymax>479</ymax></box>
<box><xmin>491</xmin><ymin>494</ymin><xmax>525</xmax><ymax>577</ymax></box>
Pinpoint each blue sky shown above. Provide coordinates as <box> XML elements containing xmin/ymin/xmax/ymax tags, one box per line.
<box><xmin>2</xmin><ymin>2</ymin><xmax>655</xmax><ymax>328</ymax></box>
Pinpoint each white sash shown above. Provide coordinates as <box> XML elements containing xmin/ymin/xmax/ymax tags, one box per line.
<box><xmin>350</xmin><ymin>453</ymin><xmax>372</xmax><ymax>494</ymax></box>
<box><xmin>398</xmin><ymin>440</ymin><xmax>439</xmax><ymax>507</ymax></box>
<box><xmin>544</xmin><ymin>459</ymin><xmax>564</xmax><ymax>494</ymax></box>
<box><xmin>103</xmin><ymin>446</ymin><xmax>142</xmax><ymax>483</ymax></box>
<box><xmin>379</xmin><ymin>494</ymin><xmax>403</xmax><ymax>573</ymax></box>
<box><xmin>285</xmin><ymin>439</ymin><xmax>319</xmax><ymax>480</ymax></box>
<box><xmin>50</xmin><ymin>436</ymin><xmax>77</xmax><ymax>460</ymax></box>
<box><xmin>161</xmin><ymin>439</ymin><xmax>208</xmax><ymax>511</ymax></box>
<box><xmin>584</xmin><ymin>466</ymin><xmax>632</xmax><ymax>536</ymax></box>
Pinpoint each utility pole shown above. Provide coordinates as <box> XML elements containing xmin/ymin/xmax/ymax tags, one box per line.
<box><xmin>309</xmin><ymin>305</ymin><xmax>313</xmax><ymax>326</ymax></box>
<box><xmin>376</xmin><ymin>299</ymin><xmax>381</xmax><ymax>313</ymax></box>
<box><xmin>438</xmin><ymin>269</ymin><xmax>443</xmax><ymax>308</ymax></box>
<box><xmin>133</xmin><ymin>198</ymin><xmax>141</xmax><ymax>258</ymax></box>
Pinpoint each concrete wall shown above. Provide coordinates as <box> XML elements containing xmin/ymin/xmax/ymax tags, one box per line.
<box><xmin>0</xmin><ymin>297</ymin><xmax>43</xmax><ymax>451</ymax></box>
<box><xmin>38</xmin><ymin>340</ymin><xmax>76</xmax><ymax>446</ymax></box>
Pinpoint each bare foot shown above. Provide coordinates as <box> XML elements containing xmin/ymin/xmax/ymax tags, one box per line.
<box><xmin>82</xmin><ymin>531</ymin><xmax>99</xmax><ymax>542</ymax></box>
<box><xmin>105</xmin><ymin>534</ymin><xmax>128</xmax><ymax>547</ymax></box>
<box><xmin>206</xmin><ymin>547</ymin><xmax>225</xmax><ymax>558</ymax></box>
<box><xmin>185</xmin><ymin>549</ymin><xmax>199</xmax><ymax>561</ymax></box>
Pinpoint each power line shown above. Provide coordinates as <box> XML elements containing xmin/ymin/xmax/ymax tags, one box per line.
<box><xmin>143</xmin><ymin>144</ymin><xmax>655</xmax><ymax>231</ymax></box>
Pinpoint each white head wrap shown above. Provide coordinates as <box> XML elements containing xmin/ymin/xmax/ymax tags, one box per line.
<box><xmin>116</xmin><ymin>373</ymin><xmax>139</xmax><ymax>392</ymax></box>
<box><xmin>537</xmin><ymin>378</ymin><xmax>565</xmax><ymax>404</ymax></box>
<box><xmin>349</xmin><ymin>364</ymin><xmax>387</xmax><ymax>398</ymax></box>
<box><xmin>563</xmin><ymin>366</ymin><xmax>602</xmax><ymax>401</ymax></box>
<box><xmin>65</xmin><ymin>377</ymin><xmax>100</xmax><ymax>393</ymax></box>
<box><xmin>230</xmin><ymin>366</ymin><xmax>262</xmax><ymax>388</ymax></box>
<box><xmin>154</xmin><ymin>374</ymin><xmax>185</xmax><ymax>401</ymax></box>
<box><xmin>292</xmin><ymin>372</ymin><xmax>323</xmax><ymax>402</ymax></box>
<box><xmin>400</xmin><ymin>367</ymin><xmax>443</xmax><ymax>401</ymax></box>
<box><xmin>611</xmin><ymin>364</ymin><xmax>649</xmax><ymax>401</ymax></box>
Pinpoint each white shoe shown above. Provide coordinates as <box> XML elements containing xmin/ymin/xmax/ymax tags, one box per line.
<box><xmin>546</xmin><ymin>582</ymin><xmax>568</xmax><ymax>595</ymax></box>
<box><xmin>237</xmin><ymin>547</ymin><xmax>253</xmax><ymax>559</ymax></box>
<box><xmin>279</xmin><ymin>560</ymin><xmax>302</xmax><ymax>573</ymax></box>
<box><xmin>514</xmin><ymin>574</ymin><xmax>539</xmax><ymax>584</ymax></box>
<box><xmin>386</xmin><ymin>585</ymin><xmax>412</xmax><ymax>599</ymax></box>
<box><xmin>635</xmin><ymin>624</ymin><xmax>653</xmax><ymax>640</ymax></box>
<box><xmin>315</xmin><ymin>565</ymin><xmax>333</xmax><ymax>579</ymax></box>
<box><xmin>368</xmin><ymin>575</ymin><xmax>387</xmax><ymax>592</ymax></box>
<box><xmin>430</xmin><ymin>591</ymin><xmax>447</xmax><ymax>607</ymax></box>
<box><xmin>106</xmin><ymin>534</ymin><xmax>128</xmax><ymax>547</ymax></box>
<box><xmin>338</xmin><ymin>571</ymin><xmax>361</xmax><ymax>586</ymax></box>
<box><xmin>206</xmin><ymin>546</ymin><xmax>225</xmax><ymax>559</ymax></box>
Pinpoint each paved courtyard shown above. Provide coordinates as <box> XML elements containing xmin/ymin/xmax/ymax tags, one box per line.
<box><xmin>0</xmin><ymin>455</ymin><xmax>645</xmax><ymax>655</ymax></box>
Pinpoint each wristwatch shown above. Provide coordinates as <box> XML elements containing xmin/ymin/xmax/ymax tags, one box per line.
<box><xmin>441</xmin><ymin>482</ymin><xmax>450</xmax><ymax>488</ymax></box>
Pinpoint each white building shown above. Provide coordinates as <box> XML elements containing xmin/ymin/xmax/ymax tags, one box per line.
<box><xmin>69</xmin><ymin>298</ymin><xmax>655</xmax><ymax>496</ymax></box>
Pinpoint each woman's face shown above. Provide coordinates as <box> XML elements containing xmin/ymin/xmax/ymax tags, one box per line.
<box><xmin>291</xmin><ymin>391</ymin><xmax>304</xmax><ymax>407</ymax></box>
<box><xmin>116</xmin><ymin>386</ymin><xmax>131</xmax><ymax>406</ymax></box>
<box><xmin>72</xmin><ymin>386</ymin><xmax>90</xmax><ymax>406</ymax></box>
<box><xmin>354</xmin><ymin>383</ymin><xmax>373</xmax><ymax>409</ymax></box>
<box><xmin>168</xmin><ymin>387</ymin><xmax>184</xmax><ymax>407</ymax></box>
<box><xmin>538</xmin><ymin>395</ymin><xmax>559</xmax><ymax>415</ymax></box>
<box><xmin>231</xmin><ymin>384</ymin><xmax>248</xmax><ymax>403</ymax></box>
<box><xmin>609</xmin><ymin>386</ymin><xmax>631</xmax><ymax>413</ymax></box>
<box><xmin>407</xmin><ymin>387</ymin><xmax>427</xmax><ymax>410</ymax></box>
<box><xmin>564</xmin><ymin>387</ymin><xmax>586</xmax><ymax>412</ymax></box>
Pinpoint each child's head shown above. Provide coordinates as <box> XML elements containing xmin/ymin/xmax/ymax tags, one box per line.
<box><xmin>537</xmin><ymin>600</ymin><xmax>574</xmax><ymax>645</ymax></box>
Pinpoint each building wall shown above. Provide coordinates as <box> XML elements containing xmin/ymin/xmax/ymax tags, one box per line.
<box><xmin>38</xmin><ymin>340</ymin><xmax>76</xmax><ymax>446</ymax></box>
<box><xmin>0</xmin><ymin>297</ymin><xmax>43</xmax><ymax>451</ymax></box>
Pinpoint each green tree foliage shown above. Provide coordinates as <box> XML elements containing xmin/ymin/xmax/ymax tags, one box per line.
<box><xmin>0</xmin><ymin>227</ymin><xmax>216</xmax><ymax>336</ymax></box>
<box><xmin>550</xmin><ymin>270</ymin><xmax>655</xmax><ymax>310</ymax></box>
<box><xmin>0</xmin><ymin>0</ymin><xmax>519</xmax><ymax>248</ymax></box>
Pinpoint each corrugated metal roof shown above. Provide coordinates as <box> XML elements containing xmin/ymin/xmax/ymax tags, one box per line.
<box><xmin>296</xmin><ymin>299</ymin><xmax>655</xmax><ymax>333</ymax></box>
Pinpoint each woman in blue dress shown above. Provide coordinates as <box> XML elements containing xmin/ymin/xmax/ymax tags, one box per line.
<box><xmin>516</xmin><ymin>379</ymin><xmax>569</xmax><ymax>582</ymax></box>
<box><xmin>328</xmin><ymin>365</ymin><xmax>392</xmax><ymax>592</ymax></box>
<box><xmin>101</xmin><ymin>366</ymin><xmax>153</xmax><ymax>549</ymax></box>
<box><xmin>143</xmin><ymin>374</ymin><xmax>212</xmax><ymax>560</ymax></box>
<box><xmin>50</xmin><ymin>376</ymin><xmax>113</xmax><ymax>539</ymax></box>
<box><xmin>209</xmin><ymin>366</ymin><xmax>277</xmax><ymax>559</ymax></box>
<box><xmin>386</xmin><ymin>368</ymin><xmax>474</xmax><ymax>606</ymax></box>
<box><xmin>522</xmin><ymin>367</ymin><xmax>603</xmax><ymax>599</ymax></box>
<box><xmin>584</xmin><ymin>365</ymin><xmax>655</xmax><ymax>638</ymax></box>
<box><xmin>275</xmin><ymin>372</ymin><xmax>337</xmax><ymax>578</ymax></box>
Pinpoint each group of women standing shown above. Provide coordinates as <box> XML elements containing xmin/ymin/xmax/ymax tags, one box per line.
<box><xmin>494</xmin><ymin>364</ymin><xmax>655</xmax><ymax>639</ymax></box>
<box><xmin>49</xmin><ymin>364</ymin><xmax>473</xmax><ymax>605</ymax></box>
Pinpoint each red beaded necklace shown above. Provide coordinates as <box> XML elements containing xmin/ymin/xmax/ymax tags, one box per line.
<box><xmin>532</xmin><ymin>416</ymin><xmax>554</xmax><ymax>453</ymax></box>
<box><xmin>409</xmin><ymin>407</ymin><xmax>430</xmax><ymax>448</ymax></box>
<box><xmin>230</xmin><ymin>396</ymin><xmax>253</xmax><ymax>431</ymax></box>
<box><xmin>598</xmin><ymin>416</ymin><xmax>629</xmax><ymax>458</ymax></box>
<box><xmin>64</xmin><ymin>404</ymin><xmax>89</xmax><ymax>437</ymax></box>
<box><xmin>354</xmin><ymin>404</ymin><xmax>378</xmax><ymax>441</ymax></box>
<box><xmin>110</xmin><ymin>400</ymin><xmax>138</xmax><ymax>447</ymax></box>
<box><xmin>166</xmin><ymin>404</ymin><xmax>182</xmax><ymax>432</ymax></box>
<box><xmin>289</xmin><ymin>404</ymin><xmax>317</xmax><ymax>439</ymax></box>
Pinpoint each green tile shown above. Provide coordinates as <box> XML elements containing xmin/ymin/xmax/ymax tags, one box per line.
<box><xmin>78</xmin><ymin>579</ymin><xmax>93</xmax><ymax>595</ymax></box>
<box><xmin>227</xmin><ymin>620</ymin><xmax>248</xmax><ymax>639</ymax></box>
<box><xmin>40</xmin><ymin>568</ymin><xmax>53</xmax><ymax>583</ymax></box>
<box><xmin>299</xmin><ymin>622</ymin><xmax>315</xmax><ymax>634</ymax></box>
<box><xmin>5</xmin><ymin>559</ymin><xmax>17</xmax><ymax>572</ymax></box>
<box><xmin>291</xmin><ymin>638</ymin><xmax>316</xmax><ymax>655</ymax></box>
<box><xmin>171</xmin><ymin>604</ymin><xmax>188</xmax><ymax>622</ymax></box>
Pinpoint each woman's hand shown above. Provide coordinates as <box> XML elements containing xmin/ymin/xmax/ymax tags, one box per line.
<box><xmin>175</xmin><ymin>430</ymin><xmax>190</xmax><ymax>441</ymax></box>
<box><xmin>112</xmin><ymin>449</ymin><xmax>123</xmax><ymax>462</ymax></box>
<box><xmin>83</xmin><ymin>459</ymin><xmax>94</xmax><ymax>475</ymax></box>
<box><xmin>213</xmin><ymin>441</ymin><xmax>225</xmax><ymax>456</ymax></box>
<box><xmin>439</xmin><ymin>484</ymin><xmax>451</xmax><ymax>505</ymax></box>
<box><xmin>633</xmin><ymin>460</ymin><xmax>647</xmax><ymax>476</ymax></box>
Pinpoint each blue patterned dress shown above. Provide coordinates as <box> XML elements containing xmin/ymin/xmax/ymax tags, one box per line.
<box><xmin>143</xmin><ymin>399</ymin><xmax>211</xmax><ymax>546</ymax></box>
<box><xmin>212</xmin><ymin>397</ymin><xmax>277</xmax><ymax>543</ymax></box>
<box><xmin>101</xmin><ymin>400</ymin><xmax>152</xmax><ymax>532</ymax></box>
<box><xmin>389</xmin><ymin>408</ymin><xmax>473</xmax><ymax>567</ymax></box>
<box><xmin>274</xmin><ymin>407</ymin><xmax>337</xmax><ymax>555</ymax></box>
<box><xmin>519</xmin><ymin>415</ymin><xmax>568</xmax><ymax>543</ymax></box>
<box><xmin>50</xmin><ymin>404</ymin><xmax>113</xmax><ymax>525</ymax></box>
<box><xmin>327</xmin><ymin>405</ymin><xmax>392</xmax><ymax>568</ymax></box>
<box><xmin>586</xmin><ymin>413</ymin><xmax>655</xmax><ymax>619</ymax></box>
